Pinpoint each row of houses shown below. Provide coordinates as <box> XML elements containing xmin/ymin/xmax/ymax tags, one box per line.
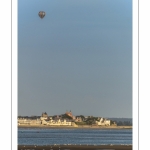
<box><xmin>42</xmin><ymin>119</ymin><xmax>72</xmax><ymax>126</ymax></box>
<box><xmin>18</xmin><ymin>118</ymin><xmax>112</xmax><ymax>126</ymax></box>
<box><xmin>18</xmin><ymin>112</ymin><xmax>114</xmax><ymax>126</ymax></box>
<box><xmin>18</xmin><ymin>118</ymin><xmax>73</xmax><ymax>126</ymax></box>
<box><xmin>18</xmin><ymin>118</ymin><xmax>41</xmax><ymax>125</ymax></box>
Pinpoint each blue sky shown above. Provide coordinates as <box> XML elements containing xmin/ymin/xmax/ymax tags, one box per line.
<box><xmin>18</xmin><ymin>0</ymin><xmax>132</xmax><ymax>117</ymax></box>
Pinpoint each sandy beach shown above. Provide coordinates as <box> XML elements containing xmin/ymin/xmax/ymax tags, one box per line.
<box><xmin>18</xmin><ymin>125</ymin><xmax>132</xmax><ymax>129</ymax></box>
<box><xmin>18</xmin><ymin>145</ymin><xmax>132</xmax><ymax>150</ymax></box>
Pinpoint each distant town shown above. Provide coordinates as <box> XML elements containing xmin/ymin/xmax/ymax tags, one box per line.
<box><xmin>18</xmin><ymin>111</ymin><xmax>132</xmax><ymax>127</ymax></box>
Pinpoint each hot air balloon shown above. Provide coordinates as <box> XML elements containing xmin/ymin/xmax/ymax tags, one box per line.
<box><xmin>38</xmin><ymin>11</ymin><xmax>46</xmax><ymax>19</ymax></box>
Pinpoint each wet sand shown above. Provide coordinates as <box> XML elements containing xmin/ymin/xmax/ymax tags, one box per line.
<box><xmin>18</xmin><ymin>145</ymin><xmax>132</xmax><ymax>150</ymax></box>
<box><xmin>18</xmin><ymin>125</ymin><xmax>132</xmax><ymax>129</ymax></box>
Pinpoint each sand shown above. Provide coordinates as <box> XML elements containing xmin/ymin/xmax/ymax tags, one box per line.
<box><xmin>18</xmin><ymin>145</ymin><xmax>132</xmax><ymax>150</ymax></box>
<box><xmin>18</xmin><ymin>125</ymin><xmax>132</xmax><ymax>129</ymax></box>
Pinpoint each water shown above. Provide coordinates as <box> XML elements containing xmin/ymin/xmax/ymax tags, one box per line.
<box><xmin>18</xmin><ymin>128</ymin><xmax>132</xmax><ymax>145</ymax></box>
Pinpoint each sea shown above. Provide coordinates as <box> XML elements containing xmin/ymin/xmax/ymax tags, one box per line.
<box><xmin>18</xmin><ymin>128</ymin><xmax>132</xmax><ymax>145</ymax></box>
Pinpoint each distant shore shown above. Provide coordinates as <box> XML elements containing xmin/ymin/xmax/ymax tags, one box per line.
<box><xmin>18</xmin><ymin>125</ymin><xmax>132</xmax><ymax>129</ymax></box>
<box><xmin>18</xmin><ymin>145</ymin><xmax>132</xmax><ymax>150</ymax></box>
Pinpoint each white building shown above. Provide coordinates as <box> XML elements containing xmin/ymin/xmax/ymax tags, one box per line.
<box><xmin>96</xmin><ymin>118</ymin><xmax>111</xmax><ymax>126</ymax></box>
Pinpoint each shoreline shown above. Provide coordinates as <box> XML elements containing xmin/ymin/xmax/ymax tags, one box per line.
<box><xmin>18</xmin><ymin>145</ymin><xmax>132</xmax><ymax>150</ymax></box>
<box><xmin>18</xmin><ymin>125</ymin><xmax>132</xmax><ymax>129</ymax></box>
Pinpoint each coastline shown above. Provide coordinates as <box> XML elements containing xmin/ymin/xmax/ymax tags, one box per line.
<box><xmin>18</xmin><ymin>145</ymin><xmax>132</xmax><ymax>150</ymax></box>
<box><xmin>18</xmin><ymin>125</ymin><xmax>132</xmax><ymax>129</ymax></box>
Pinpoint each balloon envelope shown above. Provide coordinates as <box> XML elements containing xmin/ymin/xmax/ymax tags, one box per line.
<box><xmin>38</xmin><ymin>11</ymin><xmax>46</xmax><ymax>19</ymax></box>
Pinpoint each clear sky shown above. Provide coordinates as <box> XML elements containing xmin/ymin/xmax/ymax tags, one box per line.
<box><xmin>18</xmin><ymin>0</ymin><xmax>132</xmax><ymax>118</ymax></box>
